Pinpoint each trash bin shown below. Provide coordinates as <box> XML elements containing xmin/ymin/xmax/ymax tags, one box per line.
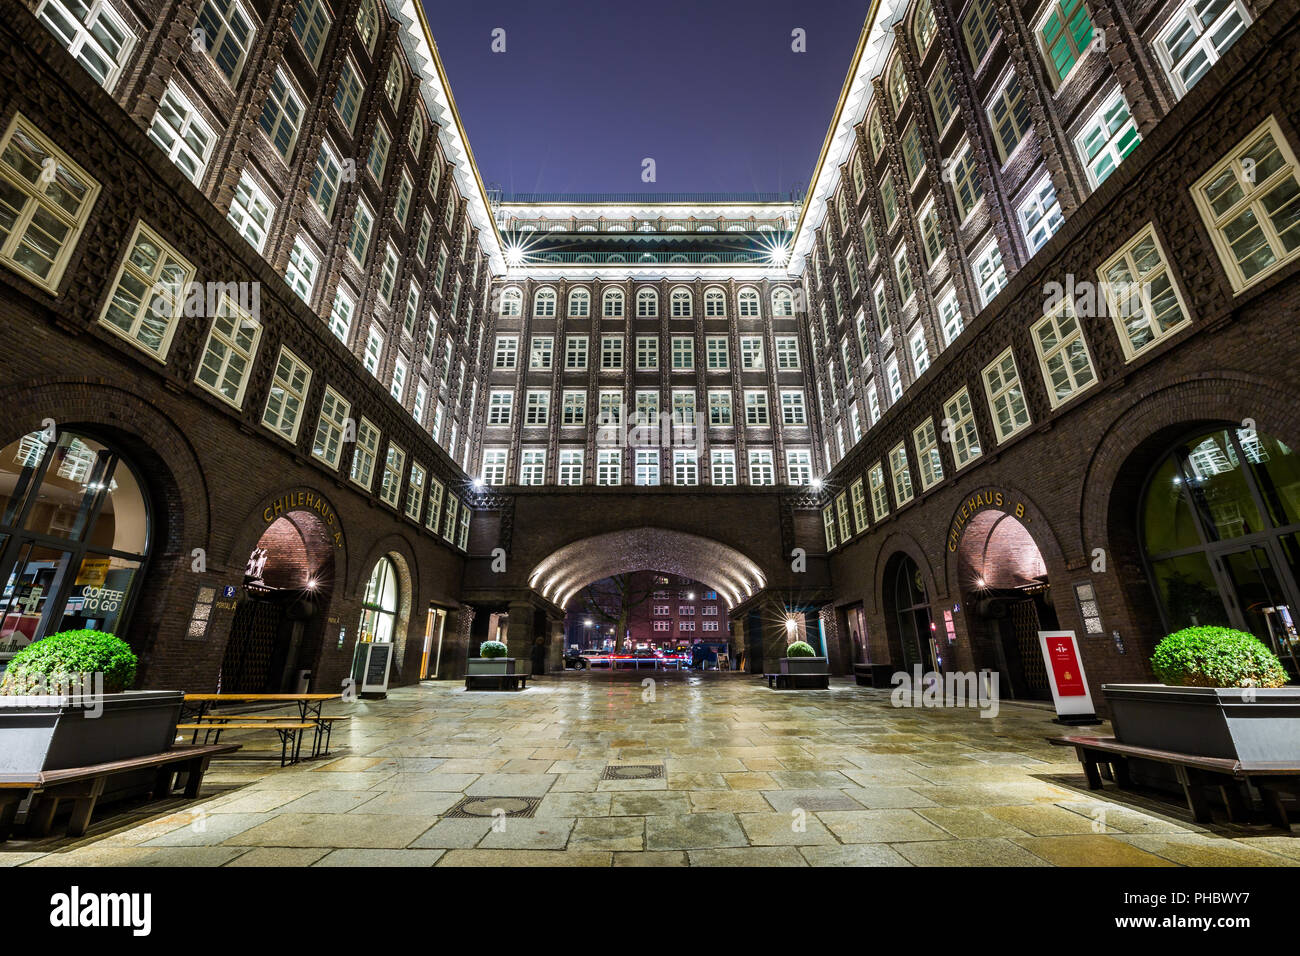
<box><xmin>295</xmin><ymin>669</ymin><xmax>311</xmax><ymax>693</ymax></box>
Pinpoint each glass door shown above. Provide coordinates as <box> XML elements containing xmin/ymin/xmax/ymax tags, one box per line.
<box><xmin>1214</xmin><ymin>543</ymin><xmax>1300</xmax><ymax>673</ymax></box>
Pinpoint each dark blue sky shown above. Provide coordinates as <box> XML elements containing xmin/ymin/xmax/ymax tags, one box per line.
<box><xmin>423</xmin><ymin>0</ymin><xmax>867</xmax><ymax>198</ymax></box>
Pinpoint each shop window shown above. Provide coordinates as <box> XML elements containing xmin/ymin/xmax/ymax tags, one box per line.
<box><xmin>358</xmin><ymin>557</ymin><xmax>399</xmax><ymax>644</ymax></box>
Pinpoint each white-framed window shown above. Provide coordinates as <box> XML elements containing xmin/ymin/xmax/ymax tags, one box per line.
<box><xmin>708</xmin><ymin>449</ymin><xmax>735</xmax><ymax>486</ymax></box>
<box><xmin>601</xmin><ymin>334</ymin><xmax>623</xmax><ymax>369</ymax></box>
<box><xmin>914</xmin><ymin>418</ymin><xmax>944</xmax><ymax>490</ymax></box>
<box><xmin>284</xmin><ymin>235</ymin><xmax>318</xmax><ymax>303</ymax></box>
<box><xmin>944</xmin><ymin>387</ymin><xmax>982</xmax><ymax>469</ymax></box>
<box><xmin>596</xmin><ymin>449</ymin><xmax>622</xmax><ymax>486</ymax></box>
<box><xmin>886</xmin><ymin>357</ymin><xmax>903</xmax><ymax>404</ymax></box>
<box><xmin>195</xmin><ymin>296</ymin><xmax>261</xmax><ymax>408</ymax></box>
<box><xmin>973</xmin><ymin>239</ymin><xmax>1007</xmax><ymax>306</ymax></box>
<box><xmin>227</xmin><ymin>172</ymin><xmax>275</xmax><ymax>253</ymax></box>
<box><xmin>524</xmin><ymin>390</ymin><xmax>549</xmax><ymax>426</ymax></box>
<box><xmin>705</xmin><ymin>287</ymin><xmax>727</xmax><ymax>317</ymax></box>
<box><xmin>850</xmin><ymin>478</ymin><xmax>868</xmax><ymax>533</ymax></box>
<box><xmin>1098</xmin><ymin>223</ymin><xmax>1190</xmax><ymax>359</ymax></box>
<box><xmin>740</xmin><ymin>336</ymin><xmax>764</xmax><ymax>370</ymax></box>
<box><xmin>918</xmin><ymin>201</ymin><xmax>943</xmax><ymax>268</ymax></box>
<box><xmin>706</xmin><ymin>336</ymin><xmax>729</xmax><ymax>370</ymax></box>
<box><xmin>562</xmin><ymin>391</ymin><xmax>586</xmax><ymax>426</ymax></box>
<box><xmin>738</xmin><ymin>288</ymin><xmax>760</xmax><ymax>317</ymax></box>
<box><xmin>487</xmin><ymin>390</ymin><xmax>513</xmax><ymax>426</ymax></box>
<box><xmin>416</xmin><ymin>212</ymin><xmax>432</xmax><ymax>261</ymax></box>
<box><xmin>389</xmin><ymin>356</ymin><xmax>406</xmax><ymax>402</ymax></box>
<box><xmin>849</xmin><ymin>405</ymin><xmax>862</xmax><ymax>443</ymax></box>
<box><xmin>347</xmin><ymin>197</ymin><xmax>373</xmax><ymax>265</ymax></box>
<box><xmin>379</xmin><ymin>442</ymin><xmax>406</xmax><ymax>508</ymax></box>
<box><xmin>426</xmin><ymin>476</ymin><xmax>444</xmax><ymax>534</ymax></box>
<box><xmin>1157</xmin><ymin>0</ymin><xmax>1250</xmax><ymax>98</ymax></box>
<box><xmin>775</xmin><ymin>335</ymin><xmax>801</xmax><ymax>370</ymax></box>
<box><xmin>909</xmin><ymin>326</ymin><xmax>930</xmax><ymax>376</ymax></box>
<box><xmin>530</xmin><ymin>335</ymin><xmax>554</xmax><ymax>370</ymax></box>
<box><xmin>962</xmin><ymin>0</ymin><xmax>1001</xmax><ymax>67</ymax></box>
<box><xmin>929</xmin><ymin>59</ymin><xmax>959</xmax><ymax>132</ymax></box>
<box><xmin>603</xmin><ymin>288</ymin><xmax>624</xmax><ymax>317</ymax></box>
<box><xmin>744</xmin><ymin>390</ymin><xmax>770</xmax><ymax>426</ymax></box>
<box><xmin>195</xmin><ymin>0</ymin><xmax>255</xmax><ymax>84</ymax></box>
<box><xmin>950</xmin><ymin>142</ymin><xmax>985</xmax><ymax>220</ymax></box>
<box><xmin>36</xmin><ymin>0</ymin><xmax>136</xmax><ymax>90</ymax></box>
<box><xmin>456</xmin><ymin>498</ymin><xmax>471</xmax><ymax>551</ymax></box>
<box><xmin>786</xmin><ymin>449</ymin><xmax>812</xmax><ymax>486</ymax></box>
<box><xmin>311</xmin><ymin>386</ymin><xmax>350</xmax><ymax>469</ymax></box>
<box><xmin>598</xmin><ymin>391</ymin><xmax>623</xmax><ymax>426</ymax></box>
<box><xmin>780</xmin><ymin>390</ymin><xmax>807</xmax><ymax>425</ymax></box>
<box><xmin>881</xmin><ymin>172</ymin><xmax>899</xmax><ymax>228</ymax></box>
<box><xmin>568</xmin><ymin>288</ymin><xmax>590</xmax><ymax>316</ymax></box>
<box><xmin>441</xmin><ymin>494</ymin><xmax>458</xmax><ymax>543</ymax></box>
<box><xmin>670</xmin><ymin>287</ymin><xmax>693</xmax><ymax>317</ymax></box>
<box><xmin>893</xmin><ymin>247</ymin><xmax>915</xmax><ymax>304</ymax></box>
<box><xmin>404</xmin><ymin>461</ymin><xmax>425</xmax><ymax>522</ymax></box>
<box><xmin>831</xmin><ymin>493</ymin><xmax>849</xmax><ymax>541</ymax></box>
<box><xmin>350</xmin><ymin>418</ymin><xmax>380</xmax><ymax>490</ymax></box>
<box><xmin>394</xmin><ymin>170</ymin><xmax>413</xmax><ymax>226</ymax></box>
<box><xmin>636</xmin><ymin>335</ymin><xmax>658</xmax><ymax>370</ymax></box>
<box><xmin>412</xmin><ymin>382</ymin><xmax>427</xmax><ymax>426</ymax></box>
<box><xmin>384</xmin><ymin>54</ymin><xmax>404</xmax><ymax>109</ymax></box>
<box><xmin>367</xmin><ymin>121</ymin><xmax>391</xmax><ymax>183</ymax></box>
<box><xmin>748</xmin><ymin>449</ymin><xmax>774</xmax><ymax>486</ymax></box>
<box><xmin>363</xmin><ymin>326</ymin><xmax>383</xmax><ymax>375</ymax></box>
<box><xmin>635</xmin><ymin>449</ymin><xmax>660</xmax><ymax>486</ymax></box>
<box><xmin>147</xmin><ymin>83</ymin><xmax>215</xmax><ymax>185</ymax></box>
<box><xmin>672</xmin><ymin>450</ymin><xmax>698</xmax><ymax>486</ymax></box>
<box><xmin>499</xmin><ymin>287</ymin><xmax>522</xmax><ymax>316</ymax></box>
<box><xmin>534</xmin><ymin>287</ymin><xmax>557</xmax><ymax>316</ymax></box>
<box><xmin>99</xmin><ymin>220</ymin><xmax>193</xmax><ymax>359</ymax></box>
<box><xmin>983</xmin><ymin>348</ymin><xmax>1032</xmax><ymax>442</ymax></box>
<box><xmin>482</xmin><ymin>449</ymin><xmax>509</xmax><ymax>486</ymax></box>
<box><xmin>558</xmin><ymin>449</ymin><xmax>584</xmax><ymax>486</ymax></box>
<box><xmin>869</xmin><ymin>461</ymin><xmax>889</xmax><ymax>520</ymax></box>
<box><xmin>519</xmin><ymin>449</ymin><xmax>546</xmax><ymax>486</ymax></box>
<box><xmin>866</xmin><ymin>381</ymin><xmax>881</xmax><ymax>426</ymax></box>
<box><xmin>333</xmin><ymin>57</ymin><xmax>363</xmax><ymax>131</ymax></box>
<box><xmin>635</xmin><ymin>391</ymin><xmax>659</xmax><ymax>424</ymax></box>
<box><xmin>709</xmin><ymin>390</ymin><xmax>732</xmax><ymax>426</ymax></box>
<box><xmin>1076</xmin><ymin>88</ymin><xmax>1141</xmax><ymax>189</ymax></box>
<box><xmin>1033</xmin><ymin>298</ymin><xmax>1098</xmax><ymax>407</ymax></box>
<box><xmin>636</xmin><ymin>287</ymin><xmax>658</xmax><ymax>317</ymax></box>
<box><xmin>823</xmin><ymin>504</ymin><xmax>838</xmax><ymax>551</ymax></box>
<box><xmin>495</xmin><ymin>335</ymin><xmax>518</xmax><ymax>369</ymax></box>
<box><xmin>308</xmin><ymin>139</ymin><xmax>342</xmax><ymax>219</ymax></box>
<box><xmin>328</xmin><ymin>287</ymin><xmax>354</xmax><ymax>343</ymax></box>
<box><xmin>378</xmin><ymin>243</ymin><xmax>399</xmax><ymax>304</ymax></box>
<box><xmin>1192</xmin><ymin>116</ymin><xmax>1300</xmax><ymax>293</ymax></box>
<box><xmin>938</xmin><ymin>287</ymin><xmax>964</xmax><ymax>346</ymax></box>
<box><xmin>901</xmin><ymin>122</ymin><xmax>925</xmax><ymax>183</ymax></box>
<box><xmin>258</xmin><ymin>68</ymin><xmax>304</xmax><ymax>159</ymax></box>
<box><xmin>987</xmin><ymin>70</ymin><xmax>1033</xmax><ymax>163</ymax></box>
<box><xmin>409</xmin><ymin>112</ymin><xmax>424</xmax><ymax>157</ymax></box>
<box><xmin>565</xmin><ymin>335</ymin><xmax>588</xmax><ymax>370</ymax></box>
<box><xmin>671</xmin><ymin>336</ymin><xmax>694</xmax><ymax>370</ymax></box>
<box><xmin>1019</xmin><ymin>173</ymin><xmax>1064</xmax><ymax>254</ymax></box>
<box><xmin>261</xmin><ymin>346</ymin><xmax>312</xmax><ymax>441</ymax></box>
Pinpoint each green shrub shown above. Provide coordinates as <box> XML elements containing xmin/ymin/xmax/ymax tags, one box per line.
<box><xmin>479</xmin><ymin>640</ymin><xmax>508</xmax><ymax>659</ymax></box>
<box><xmin>786</xmin><ymin>641</ymin><xmax>817</xmax><ymax>658</ymax></box>
<box><xmin>0</xmin><ymin>629</ymin><xmax>137</xmax><ymax>695</ymax></box>
<box><xmin>1150</xmin><ymin>626</ymin><xmax>1289</xmax><ymax>688</ymax></box>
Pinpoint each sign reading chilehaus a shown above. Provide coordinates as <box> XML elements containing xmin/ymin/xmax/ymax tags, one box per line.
<box><xmin>947</xmin><ymin>489</ymin><xmax>1030</xmax><ymax>552</ymax></box>
<box><xmin>263</xmin><ymin>489</ymin><xmax>344</xmax><ymax>549</ymax></box>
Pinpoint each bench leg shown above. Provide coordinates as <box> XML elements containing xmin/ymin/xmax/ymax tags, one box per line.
<box><xmin>1110</xmin><ymin>756</ymin><xmax>1133</xmax><ymax>790</ymax></box>
<box><xmin>0</xmin><ymin>795</ymin><xmax>23</xmax><ymax>842</ymax></box>
<box><xmin>183</xmin><ymin>757</ymin><xmax>212</xmax><ymax>799</ymax></box>
<box><xmin>153</xmin><ymin>766</ymin><xmax>176</xmax><ymax>800</ymax></box>
<box><xmin>1220</xmin><ymin>782</ymin><xmax>1251</xmax><ymax>824</ymax></box>
<box><xmin>1076</xmin><ymin>748</ymin><xmax>1104</xmax><ymax>790</ymax></box>
<box><xmin>1176</xmin><ymin>767</ymin><xmax>1215</xmax><ymax>824</ymax></box>
<box><xmin>27</xmin><ymin>795</ymin><xmax>59</xmax><ymax>837</ymax></box>
<box><xmin>1259</xmin><ymin>786</ymin><xmax>1292</xmax><ymax>831</ymax></box>
<box><xmin>65</xmin><ymin>778</ymin><xmax>106</xmax><ymax>837</ymax></box>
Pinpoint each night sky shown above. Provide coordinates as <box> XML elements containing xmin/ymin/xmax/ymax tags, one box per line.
<box><xmin>423</xmin><ymin>0</ymin><xmax>868</xmax><ymax>198</ymax></box>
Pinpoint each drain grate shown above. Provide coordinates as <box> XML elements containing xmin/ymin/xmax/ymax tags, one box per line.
<box><xmin>600</xmin><ymin>764</ymin><xmax>665</xmax><ymax>780</ymax></box>
<box><xmin>443</xmin><ymin>795</ymin><xmax>541</xmax><ymax>819</ymax></box>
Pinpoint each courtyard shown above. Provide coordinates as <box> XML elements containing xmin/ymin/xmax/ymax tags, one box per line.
<box><xmin>4</xmin><ymin>673</ymin><xmax>1298</xmax><ymax>868</ymax></box>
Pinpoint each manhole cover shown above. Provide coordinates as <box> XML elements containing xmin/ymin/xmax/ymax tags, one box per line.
<box><xmin>600</xmin><ymin>764</ymin><xmax>665</xmax><ymax>780</ymax></box>
<box><xmin>444</xmin><ymin>795</ymin><xmax>540</xmax><ymax>819</ymax></box>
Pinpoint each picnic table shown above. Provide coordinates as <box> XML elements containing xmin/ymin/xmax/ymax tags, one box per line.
<box><xmin>181</xmin><ymin>693</ymin><xmax>346</xmax><ymax>761</ymax></box>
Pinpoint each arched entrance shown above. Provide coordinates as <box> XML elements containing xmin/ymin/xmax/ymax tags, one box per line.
<box><xmin>883</xmin><ymin>553</ymin><xmax>936</xmax><ymax>672</ymax></box>
<box><xmin>220</xmin><ymin>511</ymin><xmax>335</xmax><ymax>693</ymax></box>
<box><xmin>954</xmin><ymin>509</ymin><xmax>1058</xmax><ymax>699</ymax></box>
<box><xmin>1140</xmin><ymin>424</ymin><xmax>1300</xmax><ymax>675</ymax></box>
<box><xmin>0</xmin><ymin>428</ymin><xmax>152</xmax><ymax>658</ymax></box>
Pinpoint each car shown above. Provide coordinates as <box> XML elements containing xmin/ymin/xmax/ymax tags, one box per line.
<box><xmin>566</xmin><ymin>648</ymin><xmax>608</xmax><ymax>669</ymax></box>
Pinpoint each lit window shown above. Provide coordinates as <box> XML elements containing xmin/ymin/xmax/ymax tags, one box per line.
<box><xmin>1076</xmin><ymin>88</ymin><xmax>1141</xmax><ymax>189</ymax></box>
<box><xmin>1033</xmin><ymin>297</ymin><xmax>1098</xmax><ymax>407</ymax></box>
<box><xmin>1098</xmin><ymin>223</ymin><xmax>1190</xmax><ymax>359</ymax></box>
<box><xmin>227</xmin><ymin>172</ymin><xmax>275</xmax><ymax>253</ymax></box>
<box><xmin>312</xmin><ymin>387</ymin><xmax>350</xmax><ymax>469</ymax></box>
<box><xmin>195</xmin><ymin>0</ymin><xmax>255</xmax><ymax>84</ymax></box>
<box><xmin>284</xmin><ymin>235</ymin><xmax>318</xmax><ymax>303</ymax></box>
<box><xmin>983</xmin><ymin>348</ymin><xmax>1032</xmax><ymax>442</ymax></box>
<box><xmin>1157</xmin><ymin>0</ymin><xmax>1249</xmax><ymax>97</ymax></box>
<box><xmin>1019</xmin><ymin>173</ymin><xmax>1064</xmax><ymax>254</ymax></box>
<box><xmin>944</xmin><ymin>387</ymin><xmax>982</xmax><ymax>469</ymax></box>
<box><xmin>99</xmin><ymin>221</ymin><xmax>192</xmax><ymax>359</ymax></box>
<box><xmin>147</xmin><ymin>83</ymin><xmax>215</xmax><ymax>185</ymax></box>
<box><xmin>988</xmin><ymin>72</ymin><xmax>1032</xmax><ymax>162</ymax></box>
<box><xmin>889</xmin><ymin>442</ymin><xmax>914</xmax><ymax>506</ymax></box>
<box><xmin>36</xmin><ymin>0</ymin><xmax>135</xmax><ymax>89</ymax></box>
<box><xmin>1038</xmin><ymin>0</ymin><xmax>1094</xmax><ymax>86</ymax></box>
<box><xmin>195</xmin><ymin>296</ymin><xmax>261</xmax><ymax>408</ymax></box>
<box><xmin>351</xmin><ymin>418</ymin><xmax>380</xmax><ymax>489</ymax></box>
<box><xmin>913</xmin><ymin>418</ymin><xmax>944</xmax><ymax>490</ymax></box>
<box><xmin>973</xmin><ymin>239</ymin><xmax>1007</xmax><ymax>306</ymax></box>
<box><xmin>379</xmin><ymin>442</ymin><xmax>406</xmax><ymax>507</ymax></box>
<box><xmin>262</xmin><ymin>346</ymin><xmax>312</xmax><ymax>441</ymax></box>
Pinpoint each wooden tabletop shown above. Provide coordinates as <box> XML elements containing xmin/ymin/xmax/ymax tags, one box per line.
<box><xmin>183</xmin><ymin>693</ymin><xmax>340</xmax><ymax>702</ymax></box>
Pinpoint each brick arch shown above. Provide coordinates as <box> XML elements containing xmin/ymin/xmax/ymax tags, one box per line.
<box><xmin>223</xmin><ymin>487</ymin><xmax>350</xmax><ymax>598</ymax></box>
<box><xmin>871</xmin><ymin>529</ymin><xmax>941</xmax><ymax>612</ymax></box>
<box><xmin>940</xmin><ymin>485</ymin><xmax>1071</xmax><ymax>601</ymax></box>
<box><xmin>352</xmin><ymin>540</ymin><xmax>417</xmax><ymax>686</ymax></box>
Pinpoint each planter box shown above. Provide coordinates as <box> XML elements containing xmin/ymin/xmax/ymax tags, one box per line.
<box><xmin>1103</xmin><ymin>684</ymin><xmax>1300</xmax><ymax>762</ymax></box>
<box><xmin>467</xmin><ymin>658</ymin><xmax>516</xmax><ymax>676</ymax></box>
<box><xmin>0</xmin><ymin>690</ymin><xmax>184</xmax><ymax>775</ymax></box>
<box><xmin>854</xmin><ymin>663</ymin><xmax>896</xmax><ymax>688</ymax></box>
<box><xmin>780</xmin><ymin>657</ymin><xmax>828</xmax><ymax>675</ymax></box>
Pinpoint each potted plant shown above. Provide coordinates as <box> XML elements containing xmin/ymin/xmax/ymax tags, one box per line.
<box><xmin>778</xmin><ymin>640</ymin><xmax>827</xmax><ymax>675</ymax></box>
<box><xmin>466</xmin><ymin>640</ymin><xmax>515</xmax><ymax>676</ymax></box>
<box><xmin>0</xmin><ymin>629</ymin><xmax>184</xmax><ymax>774</ymax></box>
<box><xmin>1103</xmin><ymin>626</ymin><xmax>1298</xmax><ymax>762</ymax></box>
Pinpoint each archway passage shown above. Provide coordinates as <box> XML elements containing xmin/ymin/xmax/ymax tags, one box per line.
<box><xmin>220</xmin><ymin>512</ymin><xmax>335</xmax><ymax>693</ymax></box>
<box><xmin>955</xmin><ymin>511</ymin><xmax>1057</xmax><ymax>699</ymax></box>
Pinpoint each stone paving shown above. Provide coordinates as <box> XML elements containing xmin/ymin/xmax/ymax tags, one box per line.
<box><xmin>3</xmin><ymin>673</ymin><xmax>1299</xmax><ymax>867</ymax></box>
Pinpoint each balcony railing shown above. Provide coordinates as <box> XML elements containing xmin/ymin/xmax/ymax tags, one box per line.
<box><xmin>505</xmin><ymin>217</ymin><xmax>793</xmax><ymax>235</ymax></box>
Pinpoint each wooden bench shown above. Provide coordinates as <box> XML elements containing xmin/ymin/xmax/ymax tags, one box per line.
<box><xmin>0</xmin><ymin>743</ymin><xmax>238</xmax><ymax>841</ymax></box>
<box><xmin>465</xmin><ymin>673</ymin><xmax>530</xmax><ymax>691</ymax></box>
<box><xmin>176</xmin><ymin>722</ymin><xmax>313</xmax><ymax>766</ymax></box>
<box><xmin>1049</xmin><ymin>734</ymin><xmax>1300</xmax><ymax>830</ymax></box>
<box><xmin>764</xmin><ymin>672</ymin><xmax>830</xmax><ymax>690</ymax></box>
<box><xmin>194</xmin><ymin>713</ymin><xmax>350</xmax><ymax>758</ymax></box>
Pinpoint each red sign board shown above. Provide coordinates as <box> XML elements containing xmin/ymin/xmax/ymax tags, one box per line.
<box><xmin>1045</xmin><ymin>636</ymin><xmax>1086</xmax><ymax>697</ymax></box>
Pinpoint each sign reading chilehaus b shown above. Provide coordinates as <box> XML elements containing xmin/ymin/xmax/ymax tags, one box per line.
<box><xmin>263</xmin><ymin>489</ymin><xmax>344</xmax><ymax>549</ymax></box>
<box><xmin>947</xmin><ymin>489</ymin><xmax>1030</xmax><ymax>552</ymax></box>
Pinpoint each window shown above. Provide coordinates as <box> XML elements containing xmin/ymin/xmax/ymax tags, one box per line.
<box><xmin>533</xmin><ymin>287</ymin><xmax>556</xmax><ymax>316</ymax></box>
<box><xmin>913</xmin><ymin>419</ymin><xmax>944</xmax><ymax>490</ymax></box>
<box><xmin>147</xmin><ymin>84</ymin><xmax>215</xmax><ymax>184</ymax></box>
<box><xmin>487</xmin><ymin>390</ymin><xmax>513</xmax><ymax>425</ymax></box>
<box><xmin>740</xmin><ymin>336</ymin><xmax>764</xmax><ymax>370</ymax></box>
<box><xmin>378</xmin><ymin>244</ymin><xmax>398</xmax><ymax>303</ymax></box>
<box><xmin>775</xmin><ymin>336</ymin><xmax>800</xmax><ymax>370</ymax></box>
<box><xmin>524</xmin><ymin>390</ymin><xmax>549</xmax><ymax>426</ymax></box>
<box><xmin>195</xmin><ymin>0</ymin><xmax>254</xmax><ymax>84</ymax></box>
<box><xmin>945</xmin><ymin>387</ymin><xmax>982</xmax><ymax>468</ymax></box>
<box><xmin>36</xmin><ymin>0</ymin><xmax>135</xmax><ymax>89</ymax></box>
<box><xmin>562</xmin><ymin>391</ymin><xmax>586</xmax><ymax>426</ymax></box>
<box><xmin>672</xmin><ymin>450</ymin><xmax>698</xmax><ymax>486</ymax></box>
<box><xmin>333</xmin><ymin>58</ymin><xmax>363</xmax><ymax>131</ymax></box>
<box><xmin>888</xmin><ymin>443</ymin><xmax>914</xmax><ymax>506</ymax></box>
<box><xmin>568</xmin><ymin>288</ymin><xmax>590</xmax><ymax>316</ymax></box>
<box><xmin>861</xmin><ymin>216</ymin><xmax>879</xmax><ymax>264</ymax></box>
<box><xmin>598</xmin><ymin>391</ymin><xmax>623</xmax><ymax>426</ymax></box>
<box><xmin>823</xmin><ymin>505</ymin><xmax>838</xmax><ymax>551</ymax></box>
<box><xmin>99</xmin><ymin>221</ymin><xmax>193</xmax><ymax>359</ymax></box>
<box><xmin>671</xmin><ymin>336</ymin><xmax>694</xmax><ymax>370</ymax></box>
<box><xmin>894</xmin><ymin>247</ymin><xmax>915</xmax><ymax>304</ymax></box>
<box><xmin>881</xmin><ymin>173</ymin><xmax>899</xmax><ymax>228</ymax></box>
<box><xmin>195</xmin><ymin>296</ymin><xmax>261</xmax><ymax>408</ymax></box>
<box><xmin>637</xmin><ymin>336</ymin><xmax>658</xmax><ymax>370</ymax></box>
<box><xmin>902</xmin><ymin>123</ymin><xmax>925</xmax><ymax>183</ymax></box>
<box><xmin>531</xmin><ymin>336</ymin><xmax>554</xmax><ymax>370</ymax></box>
<box><xmin>886</xmin><ymin>356</ymin><xmax>903</xmax><ymax>403</ymax></box>
<box><xmin>367</xmin><ymin>122</ymin><xmax>391</xmax><ymax>182</ymax></box>
<box><xmin>384</xmin><ymin>54</ymin><xmax>404</xmax><ymax>109</ymax></box>
<box><xmin>482</xmin><ymin>449</ymin><xmax>508</xmax><ymax>486</ymax></box>
<box><xmin>704</xmin><ymin>449</ymin><xmax>733</xmax><ymax>486</ymax></box>
<box><xmin>786</xmin><ymin>449</ymin><xmax>812</xmax><ymax>485</ymax></box>
<box><xmin>888</xmin><ymin>58</ymin><xmax>909</xmax><ymax>113</ymax></box>
<box><xmin>289</xmin><ymin>0</ymin><xmax>330</xmax><ymax>66</ymax></box>
<box><xmin>635</xmin><ymin>449</ymin><xmax>660</xmax><ymax>486</ymax></box>
<box><xmin>709</xmin><ymin>391</ymin><xmax>732</xmax><ymax>426</ymax></box>
<box><xmin>601</xmin><ymin>335</ymin><xmax>623</xmax><ymax>369</ymax></box>
<box><xmin>356</xmin><ymin>0</ymin><xmax>378</xmax><ymax>50</ymax></box>
<box><xmin>929</xmin><ymin>59</ymin><xmax>960</xmax><ymax>131</ymax></box>
<box><xmin>565</xmin><ymin>336</ymin><xmax>588</xmax><ymax>370</ymax></box>
<box><xmin>495</xmin><ymin>335</ymin><xmax>518</xmax><ymax>369</ymax></box>
<box><xmin>603</xmin><ymin>289</ymin><xmax>624</xmax><ymax>317</ymax></box>
<box><xmin>869</xmin><ymin>462</ymin><xmax>890</xmax><ymax>520</ymax></box>
<box><xmin>1099</xmin><ymin>223</ymin><xmax>1190</xmax><ymax>359</ymax></box>
<box><xmin>404</xmin><ymin>462</ymin><xmax>425</xmax><ymax>522</ymax></box>
<box><xmin>869</xmin><ymin>110</ymin><xmax>884</xmax><ymax>160</ymax></box>
<box><xmin>913</xmin><ymin>0</ymin><xmax>937</xmax><ymax>52</ymax></box>
<box><xmin>1157</xmin><ymin>0</ymin><xmax>1250</xmax><ymax>97</ymax></box>
<box><xmin>974</xmin><ymin>239</ymin><xmax>1007</xmax><ymax>306</ymax></box>
<box><xmin>950</xmin><ymin>142</ymin><xmax>985</xmax><ymax>220</ymax></box>
<box><xmin>227</xmin><ymin>172</ymin><xmax>274</xmax><ymax>253</ymax></box>
<box><xmin>394</xmin><ymin>171</ymin><xmax>413</xmax><ymax>226</ymax></box>
<box><xmin>596</xmin><ymin>449</ymin><xmax>622</xmax><ymax>486</ymax></box>
<box><xmin>962</xmin><ymin>0</ymin><xmax>1001</xmax><ymax>66</ymax></box>
<box><xmin>670</xmin><ymin>287</ymin><xmax>692</xmax><ymax>317</ymax></box>
<box><xmin>328</xmin><ymin>287</ymin><xmax>354</xmax><ymax>342</ymax></box>
<box><xmin>738</xmin><ymin>288</ymin><xmax>760</xmax><ymax>317</ymax></box>
<box><xmin>389</xmin><ymin>356</ymin><xmax>406</xmax><ymax>402</ymax></box>
<box><xmin>1038</xmin><ymin>0</ymin><xmax>1094</xmax><ymax>86</ymax></box>
<box><xmin>1192</xmin><ymin>117</ymin><xmax>1300</xmax><ymax>292</ymax></box>
<box><xmin>909</xmin><ymin>326</ymin><xmax>930</xmax><ymax>376</ymax></box>
<box><xmin>312</xmin><ymin>387</ymin><xmax>350</xmax><ymax>468</ymax></box>
<box><xmin>519</xmin><ymin>449</ymin><xmax>545</xmax><ymax>486</ymax></box>
<box><xmin>308</xmin><ymin>140</ymin><xmax>342</xmax><ymax>219</ymax></box>
<box><xmin>636</xmin><ymin>288</ymin><xmax>658</xmax><ymax>317</ymax></box>
<box><xmin>351</xmin><ymin>418</ymin><xmax>379</xmax><ymax>489</ymax></box>
<box><xmin>919</xmin><ymin>201</ymin><xmax>943</xmax><ymax>268</ymax></box>
<box><xmin>938</xmin><ymin>287</ymin><xmax>964</xmax><ymax>346</ymax></box>
<box><xmin>748</xmin><ymin>449</ymin><xmax>774</xmax><ymax>486</ymax></box>
<box><xmin>347</xmin><ymin>198</ymin><xmax>373</xmax><ymax>265</ymax></box>
<box><xmin>363</xmin><ymin>326</ymin><xmax>383</xmax><ymax>375</ymax></box>
<box><xmin>1019</xmin><ymin>174</ymin><xmax>1064</xmax><ymax>254</ymax></box>
<box><xmin>557</xmin><ymin>449</ymin><xmax>584</xmax><ymax>486</ymax></box>
<box><xmin>284</xmin><ymin>235</ymin><xmax>318</xmax><ymax>303</ymax></box>
<box><xmin>258</xmin><ymin>68</ymin><xmax>303</xmax><ymax>160</ymax></box>
<box><xmin>379</xmin><ymin>442</ymin><xmax>406</xmax><ymax>507</ymax></box>
<box><xmin>781</xmin><ymin>390</ymin><xmax>807</xmax><ymax>425</ymax></box>
<box><xmin>706</xmin><ymin>336</ymin><xmax>729</xmax><ymax>370</ymax></box>
<box><xmin>744</xmin><ymin>390</ymin><xmax>770</xmax><ymax>426</ymax></box>
<box><xmin>1033</xmin><ymin>298</ymin><xmax>1098</xmax><ymax>407</ymax></box>
<box><xmin>635</xmin><ymin>391</ymin><xmax>658</xmax><ymax>424</ymax></box>
<box><xmin>443</xmin><ymin>495</ymin><xmax>458</xmax><ymax>543</ymax></box>
<box><xmin>409</xmin><ymin>113</ymin><xmax>424</xmax><ymax>157</ymax></box>
<box><xmin>426</xmin><ymin>476</ymin><xmax>444</xmax><ymax>534</ymax></box>
<box><xmin>983</xmin><ymin>348</ymin><xmax>1031</xmax><ymax>442</ymax></box>
<box><xmin>988</xmin><ymin>72</ymin><xmax>1032</xmax><ymax>162</ymax></box>
<box><xmin>1076</xmin><ymin>89</ymin><xmax>1141</xmax><ymax>189</ymax></box>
